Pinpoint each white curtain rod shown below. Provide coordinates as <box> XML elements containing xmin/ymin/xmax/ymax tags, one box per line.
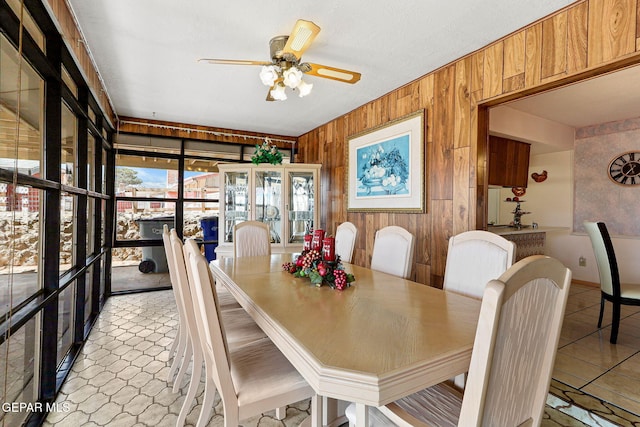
<box><xmin>118</xmin><ymin>120</ymin><xmax>297</xmax><ymax>145</ymax></box>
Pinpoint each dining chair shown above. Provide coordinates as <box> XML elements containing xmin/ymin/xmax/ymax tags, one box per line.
<box><xmin>443</xmin><ymin>230</ymin><xmax>515</xmax><ymax>389</ymax></box>
<box><xmin>370</xmin><ymin>226</ymin><xmax>415</xmax><ymax>279</ymax></box>
<box><xmin>168</xmin><ymin>231</ymin><xmax>266</xmax><ymax>426</ymax></box>
<box><xmin>346</xmin><ymin>255</ymin><xmax>572</xmax><ymax>427</ymax></box>
<box><xmin>335</xmin><ymin>221</ymin><xmax>358</xmax><ymax>263</ymax></box>
<box><xmin>444</xmin><ymin>230</ymin><xmax>516</xmax><ymax>299</ymax></box>
<box><xmin>233</xmin><ymin>220</ymin><xmax>271</xmax><ymax>257</ymax></box>
<box><xmin>584</xmin><ymin>221</ymin><xmax>640</xmax><ymax>344</ymax></box>
<box><xmin>183</xmin><ymin>238</ymin><xmax>319</xmax><ymax>427</ymax></box>
<box><xmin>164</xmin><ymin>226</ymin><xmax>244</xmax><ymax>386</ymax></box>
<box><xmin>162</xmin><ymin>225</ymin><xmax>186</xmax><ymax>383</ymax></box>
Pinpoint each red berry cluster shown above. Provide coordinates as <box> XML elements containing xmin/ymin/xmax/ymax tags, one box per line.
<box><xmin>300</xmin><ymin>250</ymin><xmax>321</xmax><ymax>269</ymax></box>
<box><xmin>333</xmin><ymin>269</ymin><xmax>347</xmax><ymax>290</ymax></box>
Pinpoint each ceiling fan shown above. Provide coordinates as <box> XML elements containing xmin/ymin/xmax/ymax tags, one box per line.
<box><xmin>199</xmin><ymin>19</ymin><xmax>361</xmax><ymax>101</ymax></box>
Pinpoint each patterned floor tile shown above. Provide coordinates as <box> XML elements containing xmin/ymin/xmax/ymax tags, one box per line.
<box><xmin>44</xmin><ymin>288</ymin><xmax>634</xmax><ymax>427</ymax></box>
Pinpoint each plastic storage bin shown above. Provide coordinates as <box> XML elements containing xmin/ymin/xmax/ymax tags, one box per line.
<box><xmin>137</xmin><ymin>216</ymin><xmax>174</xmax><ymax>273</ymax></box>
<box><xmin>199</xmin><ymin>216</ymin><xmax>219</xmax><ymax>262</ymax></box>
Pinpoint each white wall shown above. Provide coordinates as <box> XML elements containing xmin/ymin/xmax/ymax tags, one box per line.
<box><xmin>490</xmin><ymin>107</ymin><xmax>640</xmax><ymax>284</ymax></box>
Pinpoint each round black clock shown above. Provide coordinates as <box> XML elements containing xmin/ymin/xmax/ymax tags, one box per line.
<box><xmin>608</xmin><ymin>151</ymin><xmax>640</xmax><ymax>185</ymax></box>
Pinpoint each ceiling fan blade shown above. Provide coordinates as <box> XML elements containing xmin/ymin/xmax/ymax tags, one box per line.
<box><xmin>303</xmin><ymin>63</ymin><xmax>361</xmax><ymax>84</ymax></box>
<box><xmin>282</xmin><ymin>20</ymin><xmax>320</xmax><ymax>59</ymax></box>
<box><xmin>198</xmin><ymin>58</ymin><xmax>272</xmax><ymax>66</ymax></box>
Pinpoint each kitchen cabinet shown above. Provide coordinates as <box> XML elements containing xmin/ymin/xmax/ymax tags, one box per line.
<box><xmin>216</xmin><ymin>163</ymin><xmax>321</xmax><ymax>256</ymax></box>
<box><xmin>488</xmin><ymin>136</ymin><xmax>531</xmax><ymax>187</ymax></box>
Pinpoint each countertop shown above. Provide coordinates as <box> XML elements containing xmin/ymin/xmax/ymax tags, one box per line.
<box><xmin>487</xmin><ymin>226</ymin><xmax>569</xmax><ymax>235</ymax></box>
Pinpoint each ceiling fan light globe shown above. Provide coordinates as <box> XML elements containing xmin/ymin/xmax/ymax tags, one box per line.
<box><xmin>297</xmin><ymin>80</ymin><xmax>313</xmax><ymax>97</ymax></box>
<box><xmin>270</xmin><ymin>84</ymin><xmax>287</xmax><ymax>101</ymax></box>
<box><xmin>283</xmin><ymin>66</ymin><xmax>303</xmax><ymax>88</ymax></box>
<box><xmin>259</xmin><ymin>65</ymin><xmax>278</xmax><ymax>86</ymax></box>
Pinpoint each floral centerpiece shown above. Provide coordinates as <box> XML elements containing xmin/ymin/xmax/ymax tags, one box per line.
<box><xmin>251</xmin><ymin>138</ymin><xmax>283</xmax><ymax>165</ymax></box>
<box><xmin>283</xmin><ymin>250</ymin><xmax>355</xmax><ymax>290</ymax></box>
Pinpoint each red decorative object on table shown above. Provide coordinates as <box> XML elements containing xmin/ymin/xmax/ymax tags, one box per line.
<box><xmin>322</xmin><ymin>237</ymin><xmax>335</xmax><ymax>262</ymax></box>
<box><xmin>282</xmin><ymin>248</ymin><xmax>355</xmax><ymax>290</ymax></box>
<box><xmin>303</xmin><ymin>234</ymin><xmax>312</xmax><ymax>251</ymax></box>
<box><xmin>311</xmin><ymin>229</ymin><xmax>325</xmax><ymax>251</ymax></box>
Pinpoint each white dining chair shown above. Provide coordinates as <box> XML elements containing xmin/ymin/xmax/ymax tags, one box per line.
<box><xmin>370</xmin><ymin>226</ymin><xmax>415</xmax><ymax>279</ymax></box>
<box><xmin>162</xmin><ymin>225</ymin><xmax>186</xmax><ymax>383</ymax></box>
<box><xmin>168</xmin><ymin>231</ymin><xmax>266</xmax><ymax>426</ymax></box>
<box><xmin>584</xmin><ymin>221</ymin><xmax>640</xmax><ymax>344</ymax></box>
<box><xmin>444</xmin><ymin>230</ymin><xmax>515</xmax><ymax>389</ymax></box>
<box><xmin>444</xmin><ymin>230</ymin><xmax>516</xmax><ymax>299</ymax></box>
<box><xmin>183</xmin><ymin>238</ymin><xmax>319</xmax><ymax>427</ymax></box>
<box><xmin>233</xmin><ymin>220</ymin><xmax>271</xmax><ymax>257</ymax></box>
<box><xmin>346</xmin><ymin>255</ymin><xmax>572</xmax><ymax>427</ymax></box>
<box><xmin>164</xmin><ymin>226</ymin><xmax>244</xmax><ymax>387</ymax></box>
<box><xmin>335</xmin><ymin>221</ymin><xmax>358</xmax><ymax>263</ymax></box>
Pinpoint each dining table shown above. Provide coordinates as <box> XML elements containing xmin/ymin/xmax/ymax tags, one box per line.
<box><xmin>210</xmin><ymin>253</ymin><xmax>481</xmax><ymax>427</ymax></box>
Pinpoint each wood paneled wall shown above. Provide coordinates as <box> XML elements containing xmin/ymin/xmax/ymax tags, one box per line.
<box><xmin>117</xmin><ymin>117</ymin><xmax>296</xmax><ymax>149</ymax></box>
<box><xmin>297</xmin><ymin>0</ymin><xmax>640</xmax><ymax>287</ymax></box>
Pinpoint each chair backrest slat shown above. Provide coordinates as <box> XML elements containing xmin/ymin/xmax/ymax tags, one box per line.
<box><xmin>459</xmin><ymin>255</ymin><xmax>571</xmax><ymax>426</ymax></box>
<box><xmin>335</xmin><ymin>221</ymin><xmax>358</xmax><ymax>263</ymax></box>
<box><xmin>183</xmin><ymin>238</ymin><xmax>237</xmax><ymax>406</ymax></box>
<box><xmin>234</xmin><ymin>221</ymin><xmax>271</xmax><ymax>258</ymax></box>
<box><xmin>443</xmin><ymin>230</ymin><xmax>516</xmax><ymax>299</ymax></box>
<box><xmin>584</xmin><ymin>221</ymin><xmax>619</xmax><ymax>297</ymax></box>
<box><xmin>370</xmin><ymin>226</ymin><xmax>415</xmax><ymax>279</ymax></box>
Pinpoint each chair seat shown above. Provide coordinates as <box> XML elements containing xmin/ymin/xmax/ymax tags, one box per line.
<box><xmin>345</xmin><ymin>383</ymin><xmax>461</xmax><ymax>427</ymax></box>
<box><xmin>229</xmin><ymin>338</ymin><xmax>313</xmax><ymax>409</ymax></box>
<box><xmin>383</xmin><ymin>383</ymin><xmax>462</xmax><ymax>427</ymax></box>
<box><xmin>222</xmin><ymin>308</ymin><xmax>266</xmax><ymax>345</ymax></box>
<box><xmin>620</xmin><ymin>282</ymin><xmax>640</xmax><ymax>299</ymax></box>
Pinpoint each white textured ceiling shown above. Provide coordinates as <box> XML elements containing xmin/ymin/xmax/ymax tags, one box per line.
<box><xmin>67</xmin><ymin>0</ymin><xmax>575</xmax><ymax>137</ymax></box>
<box><xmin>503</xmin><ymin>65</ymin><xmax>640</xmax><ymax>128</ymax></box>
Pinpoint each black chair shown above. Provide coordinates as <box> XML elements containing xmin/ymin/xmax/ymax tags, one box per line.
<box><xmin>584</xmin><ymin>221</ymin><xmax>640</xmax><ymax>344</ymax></box>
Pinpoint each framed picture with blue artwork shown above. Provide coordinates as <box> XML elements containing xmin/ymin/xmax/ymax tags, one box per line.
<box><xmin>347</xmin><ymin>110</ymin><xmax>425</xmax><ymax>212</ymax></box>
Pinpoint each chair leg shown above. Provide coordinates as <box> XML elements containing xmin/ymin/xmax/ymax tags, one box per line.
<box><xmin>168</xmin><ymin>323</ymin><xmax>180</xmax><ymax>359</ymax></box>
<box><xmin>610</xmin><ymin>303</ymin><xmax>621</xmax><ymax>344</ymax></box>
<box><xmin>196</xmin><ymin>376</ymin><xmax>216</xmax><ymax>427</ymax></box>
<box><xmin>597</xmin><ymin>296</ymin><xmax>605</xmax><ymax>328</ymax></box>
<box><xmin>176</xmin><ymin>349</ymin><xmax>203</xmax><ymax>427</ymax></box>
<box><xmin>167</xmin><ymin>325</ymin><xmax>187</xmax><ymax>384</ymax></box>
<box><xmin>172</xmin><ymin>338</ymin><xmax>193</xmax><ymax>393</ymax></box>
<box><xmin>275</xmin><ymin>406</ymin><xmax>287</xmax><ymax>420</ymax></box>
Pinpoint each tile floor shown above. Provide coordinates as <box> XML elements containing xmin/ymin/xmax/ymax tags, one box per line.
<box><xmin>554</xmin><ymin>283</ymin><xmax>640</xmax><ymax>417</ymax></box>
<box><xmin>42</xmin><ymin>283</ymin><xmax>640</xmax><ymax>427</ymax></box>
<box><xmin>43</xmin><ymin>291</ymin><xmax>311</xmax><ymax>427</ymax></box>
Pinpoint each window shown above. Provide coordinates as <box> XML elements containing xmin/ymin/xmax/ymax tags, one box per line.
<box><xmin>61</xmin><ymin>104</ymin><xmax>77</xmax><ymax>186</ymax></box>
<box><xmin>0</xmin><ymin>184</ymin><xmax>42</xmax><ymax>316</ymax></box>
<box><xmin>57</xmin><ymin>282</ymin><xmax>75</xmax><ymax>365</ymax></box>
<box><xmin>60</xmin><ymin>192</ymin><xmax>76</xmax><ymax>274</ymax></box>
<box><xmin>0</xmin><ymin>35</ymin><xmax>44</xmax><ymax>177</ymax></box>
<box><xmin>0</xmin><ymin>317</ymin><xmax>38</xmax><ymax>426</ymax></box>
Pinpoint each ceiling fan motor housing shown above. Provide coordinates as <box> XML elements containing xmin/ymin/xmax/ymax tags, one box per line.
<box><xmin>269</xmin><ymin>36</ymin><xmax>289</xmax><ymax>61</ymax></box>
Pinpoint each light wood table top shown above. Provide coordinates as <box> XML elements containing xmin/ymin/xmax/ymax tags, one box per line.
<box><xmin>211</xmin><ymin>254</ymin><xmax>481</xmax><ymax>422</ymax></box>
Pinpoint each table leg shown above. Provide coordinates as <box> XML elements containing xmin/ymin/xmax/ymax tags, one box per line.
<box><xmin>323</xmin><ymin>396</ymin><xmax>337</xmax><ymax>426</ymax></box>
<box><xmin>310</xmin><ymin>394</ymin><xmax>323</xmax><ymax>427</ymax></box>
<box><xmin>355</xmin><ymin>403</ymin><xmax>369</xmax><ymax>427</ymax></box>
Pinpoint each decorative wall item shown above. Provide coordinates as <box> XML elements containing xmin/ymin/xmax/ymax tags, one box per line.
<box><xmin>574</xmin><ymin>117</ymin><xmax>640</xmax><ymax>236</ymax></box>
<box><xmin>347</xmin><ymin>110</ymin><xmax>425</xmax><ymax>212</ymax></box>
<box><xmin>531</xmin><ymin>170</ymin><xmax>548</xmax><ymax>182</ymax></box>
<box><xmin>511</xmin><ymin>187</ymin><xmax>526</xmax><ymax>196</ymax></box>
<box><xmin>607</xmin><ymin>152</ymin><xmax>640</xmax><ymax>185</ymax></box>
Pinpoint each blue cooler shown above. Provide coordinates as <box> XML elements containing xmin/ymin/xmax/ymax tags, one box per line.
<box><xmin>199</xmin><ymin>216</ymin><xmax>219</xmax><ymax>261</ymax></box>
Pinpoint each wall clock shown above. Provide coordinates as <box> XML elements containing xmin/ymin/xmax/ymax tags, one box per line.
<box><xmin>608</xmin><ymin>151</ymin><xmax>640</xmax><ymax>185</ymax></box>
